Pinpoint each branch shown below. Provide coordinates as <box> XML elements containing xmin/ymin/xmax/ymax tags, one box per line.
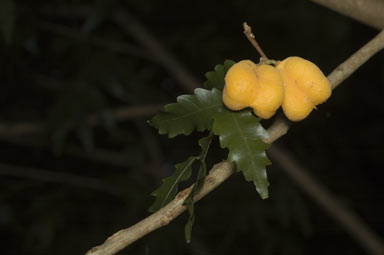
<box><xmin>0</xmin><ymin>104</ymin><xmax>163</xmax><ymax>137</ymax></box>
<box><xmin>37</xmin><ymin>21</ymin><xmax>149</xmax><ymax>59</ymax></box>
<box><xmin>311</xmin><ymin>0</ymin><xmax>384</xmax><ymax>30</ymax></box>
<box><xmin>328</xmin><ymin>29</ymin><xmax>384</xmax><ymax>90</ymax></box>
<box><xmin>62</xmin><ymin>144</ymin><xmax>131</xmax><ymax>168</ymax></box>
<box><xmin>110</xmin><ymin>104</ymin><xmax>163</xmax><ymax>122</ymax></box>
<box><xmin>0</xmin><ymin>122</ymin><xmax>44</xmax><ymax>137</ymax></box>
<box><xmin>268</xmin><ymin>145</ymin><xmax>384</xmax><ymax>255</ymax></box>
<box><xmin>0</xmin><ymin>135</ymin><xmax>130</xmax><ymax>168</ymax></box>
<box><xmin>0</xmin><ymin>163</ymin><xmax>121</xmax><ymax>196</ymax></box>
<box><xmin>35</xmin><ymin>5</ymin><xmax>200</xmax><ymax>93</ymax></box>
<box><xmin>85</xmin><ymin>161</ymin><xmax>235</xmax><ymax>255</ymax></box>
<box><xmin>262</xmin><ymin>114</ymin><xmax>290</xmax><ymax>144</ymax></box>
<box><xmin>113</xmin><ymin>10</ymin><xmax>200</xmax><ymax>93</ymax></box>
<box><xmin>85</xmin><ymin>28</ymin><xmax>384</xmax><ymax>255</ymax></box>
<box><xmin>0</xmin><ymin>104</ymin><xmax>163</xmax><ymax>168</ymax></box>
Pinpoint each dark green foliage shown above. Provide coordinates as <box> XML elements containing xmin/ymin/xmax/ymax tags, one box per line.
<box><xmin>149</xmin><ymin>56</ymin><xmax>272</xmax><ymax>243</ymax></box>
<box><xmin>148</xmin><ymin>88</ymin><xmax>224</xmax><ymax>138</ymax></box>
<box><xmin>149</xmin><ymin>156</ymin><xmax>196</xmax><ymax>212</ymax></box>
<box><xmin>213</xmin><ymin>109</ymin><xmax>271</xmax><ymax>199</ymax></box>
<box><xmin>203</xmin><ymin>60</ymin><xmax>236</xmax><ymax>90</ymax></box>
<box><xmin>149</xmin><ymin>133</ymin><xmax>214</xmax><ymax>242</ymax></box>
<box><xmin>194</xmin><ymin>134</ymin><xmax>213</xmax><ymax>193</ymax></box>
<box><xmin>183</xmin><ymin>134</ymin><xmax>213</xmax><ymax>243</ymax></box>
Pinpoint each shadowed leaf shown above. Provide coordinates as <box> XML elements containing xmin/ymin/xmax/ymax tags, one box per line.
<box><xmin>183</xmin><ymin>134</ymin><xmax>213</xmax><ymax>242</ymax></box>
<box><xmin>149</xmin><ymin>156</ymin><xmax>196</xmax><ymax>212</ymax></box>
<box><xmin>203</xmin><ymin>60</ymin><xmax>235</xmax><ymax>90</ymax></box>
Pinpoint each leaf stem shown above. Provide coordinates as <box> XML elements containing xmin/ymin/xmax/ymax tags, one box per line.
<box><xmin>183</xmin><ymin>133</ymin><xmax>214</xmax><ymax>242</ymax></box>
<box><xmin>184</xmin><ymin>133</ymin><xmax>214</xmax><ymax>203</ymax></box>
<box><xmin>198</xmin><ymin>132</ymin><xmax>214</xmax><ymax>162</ymax></box>
<box><xmin>243</xmin><ymin>22</ymin><xmax>268</xmax><ymax>60</ymax></box>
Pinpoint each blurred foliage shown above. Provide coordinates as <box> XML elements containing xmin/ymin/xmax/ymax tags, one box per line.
<box><xmin>0</xmin><ymin>0</ymin><xmax>383</xmax><ymax>255</ymax></box>
<box><xmin>0</xmin><ymin>0</ymin><xmax>14</xmax><ymax>44</ymax></box>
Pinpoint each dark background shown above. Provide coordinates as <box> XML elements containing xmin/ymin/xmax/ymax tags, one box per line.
<box><xmin>0</xmin><ymin>0</ymin><xmax>383</xmax><ymax>254</ymax></box>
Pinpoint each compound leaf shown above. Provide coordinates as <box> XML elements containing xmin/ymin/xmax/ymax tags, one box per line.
<box><xmin>149</xmin><ymin>156</ymin><xmax>196</xmax><ymax>212</ymax></box>
<box><xmin>203</xmin><ymin>60</ymin><xmax>235</xmax><ymax>90</ymax></box>
<box><xmin>149</xmin><ymin>88</ymin><xmax>224</xmax><ymax>138</ymax></box>
<box><xmin>213</xmin><ymin>109</ymin><xmax>271</xmax><ymax>199</ymax></box>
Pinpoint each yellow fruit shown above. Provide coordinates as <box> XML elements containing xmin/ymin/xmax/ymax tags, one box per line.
<box><xmin>223</xmin><ymin>60</ymin><xmax>284</xmax><ymax>119</ymax></box>
<box><xmin>276</xmin><ymin>56</ymin><xmax>331</xmax><ymax>121</ymax></box>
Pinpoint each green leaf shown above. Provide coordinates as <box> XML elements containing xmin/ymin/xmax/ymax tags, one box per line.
<box><xmin>149</xmin><ymin>88</ymin><xmax>224</xmax><ymax>138</ymax></box>
<box><xmin>184</xmin><ymin>199</ymin><xmax>194</xmax><ymax>243</ymax></box>
<box><xmin>194</xmin><ymin>163</ymin><xmax>207</xmax><ymax>199</ymax></box>
<box><xmin>194</xmin><ymin>134</ymin><xmax>212</xmax><ymax>193</ymax></box>
<box><xmin>203</xmin><ymin>60</ymin><xmax>235</xmax><ymax>90</ymax></box>
<box><xmin>213</xmin><ymin>109</ymin><xmax>271</xmax><ymax>199</ymax></box>
<box><xmin>0</xmin><ymin>0</ymin><xmax>14</xmax><ymax>44</ymax></box>
<box><xmin>183</xmin><ymin>161</ymin><xmax>205</xmax><ymax>243</ymax></box>
<box><xmin>183</xmin><ymin>134</ymin><xmax>213</xmax><ymax>243</ymax></box>
<box><xmin>149</xmin><ymin>156</ymin><xmax>196</xmax><ymax>212</ymax></box>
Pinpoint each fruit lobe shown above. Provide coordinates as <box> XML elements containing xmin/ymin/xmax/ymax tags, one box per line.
<box><xmin>223</xmin><ymin>60</ymin><xmax>284</xmax><ymax>119</ymax></box>
<box><xmin>276</xmin><ymin>56</ymin><xmax>331</xmax><ymax>121</ymax></box>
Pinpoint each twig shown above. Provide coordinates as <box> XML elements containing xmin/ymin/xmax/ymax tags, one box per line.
<box><xmin>0</xmin><ymin>135</ymin><xmax>130</xmax><ymax>168</ymax></box>
<box><xmin>268</xmin><ymin>145</ymin><xmax>384</xmax><ymax>255</ymax></box>
<box><xmin>85</xmin><ymin>161</ymin><xmax>235</xmax><ymax>255</ymax></box>
<box><xmin>311</xmin><ymin>0</ymin><xmax>384</xmax><ymax>30</ymax></box>
<box><xmin>113</xmin><ymin>10</ymin><xmax>200</xmax><ymax>93</ymax></box>
<box><xmin>0</xmin><ymin>122</ymin><xmax>44</xmax><ymax>136</ymax></box>
<box><xmin>63</xmin><ymin>144</ymin><xmax>130</xmax><ymax>168</ymax></box>
<box><xmin>87</xmin><ymin>104</ymin><xmax>163</xmax><ymax>127</ymax></box>
<box><xmin>328</xmin><ymin>29</ymin><xmax>384</xmax><ymax>90</ymax></box>
<box><xmin>243</xmin><ymin>22</ymin><xmax>268</xmax><ymax>60</ymax></box>
<box><xmin>85</xmin><ymin>28</ymin><xmax>384</xmax><ymax>255</ymax></box>
<box><xmin>0</xmin><ymin>163</ymin><xmax>121</xmax><ymax>196</ymax></box>
<box><xmin>35</xmin><ymin>5</ymin><xmax>200</xmax><ymax>93</ymax></box>
<box><xmin>0</xmin><ymin>104</ymin><xmax>163</xmax><ymax>137</ymax></box>
<box><xmin>111</xmin><ymin>104</ymin><xmax>163</xmax><ymax>122</ymax></box>
<box><xmin>37</xmin><ymin>21</ymin><xmax>149</xmax><ymax>59</ymax></box>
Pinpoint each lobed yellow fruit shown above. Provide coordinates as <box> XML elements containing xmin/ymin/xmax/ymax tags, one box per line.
<box><xmin>276</xmin><ymin>56</ymin><xmax>331</xmax><ymax>121</ymax></box>
<box><xmin>223</xmin><ymin>60</ymin><xmax>284</xmax><ymax>119</ymax></box>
